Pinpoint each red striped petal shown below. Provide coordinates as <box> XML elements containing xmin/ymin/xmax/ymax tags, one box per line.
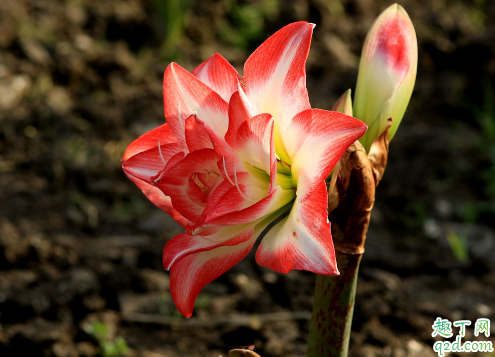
<box><xmin>124</xmin><ymin>172</ymin><xmax>192</xmax><ymax>229</ymax></box>
<box><xmin>283</xmin><ymin>109</ymin><xmax>367</xmax><ymax>201</ymax></box>
<box><xmin>184</xmin><ymin>115</ymin><xmax>213</xmax><ymax>152</ymax></box>
<box><xmin>233</xmin><ymin>113</ymin><xmax>274</xmax><ymax>176</ymax></box>
<box><xmin>204</xmin><ymin>185</ymin><xmax>295</xmax><ymax>227</ymax></box>
<box><xmin>167</xmin><ymin>217</ymin><xmax>274</xmax><ymax>317</ymax></box>
<box><xmin>163</xmin><ymin>63</ymin><xmax>229</xmax><ymax>149</ymax></box>
<box><xmin>169</xmin><ymin>236</ymin><xmax>256</xmax><ymax>317</ymax></box>
<box><xmin>122</xmin><ymin>123</ymin><xmax>176</xmax><ymax>161</ymax></box>
<box><xmin>256</xmin><ymin>181</ymin><xmax>338</xmax><ymax>275</ymax></box>
<box><xmin>123</xmin><ymin>143</ymin><xmax>183</xmax><ymax>184</ymax></box>
<box><xmin>224</xmin><ymin>86</ymin><xmax>254</xmax><ymax>147</ymax></box>
<box><xmin>192</xmin><ymin>53</ymin><xmax>239</xmax><ymax>102</ymax></box>
<box><xmin>244</xmin><ymin>22</ymin><xmax>314</xmax><ymax>163</ymax></box>
<box><xmin>163</xmin><ymin>223</ymin><xmax>255</xmax><ymax>270</ymax></box>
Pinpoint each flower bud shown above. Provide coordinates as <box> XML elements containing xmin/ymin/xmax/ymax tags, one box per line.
<box><xmin>331</xmin><ymin>89</ymin><xmax>353</xmax><ymax>116</ymax></box>
<box><xmin>353</xmin><ymin>4</ymin><xmax>417</xmax><ymax>151</ymax></box>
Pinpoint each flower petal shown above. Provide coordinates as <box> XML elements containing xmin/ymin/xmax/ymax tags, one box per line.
<box><xmin>122</xmin><ymin>143</ymin><xmax>184</xmax><ymax>184</ymax></box>
<box><xmin>224</xmin><ymin>85</ymin><xmax>254</xmax><ymax>147</ymax></box>
<box><xmin>122</xmin><ymin>123</ymin><xmax>176</xmax><ymax>161</ymax></box>
<box><xmin>169</xmin><ymin>235</ymin><xmax>256</xmax><ymax>317</ymax></box>
<box><xmin>283</xmin><ymin>109</ymin><xmax>367</xmax><ymax>200</ymax></box>
<box><xmin>163</xmin><ymin>223</ymin><xmax>255</xmax><ymax>270</ymax></box>
<box><xmin>256</xmin><ymin>181</ymin><xmax>338</xmax><ymax>275</ymax></box>
<box><xmin>233</xmin><ymin>113</ymin><xmax>274</xmax><ymax>175</ymax></box>
<box><xmin>243</xmin><ymin>22</ymin><xmax>314</xmax><ymax>163</ymax></box>
<box><xmin>195</xmin><ymin>172</ymin><xmax>265</xmax><ymax>225</ymax></box>
<box><xmin>125</xmin><ymin>172</ymin><xmax>192</xmax><ymax>229</ymax></box>
<box><xmin>331</xmin><ymin>89</ymin><xmax>353</xmax><ymax>116</ymax></box>
<box><xmin>155</xmin><ymin>149</ymin><xmax>222</xmax><ymax>222</ymax></box>
<box><xmin>184</xmin><ymin>115</ymin><xmax>213</xmax><ymax>152</ymax></box>
<box><xmin>122</xmin><ymin>124</ymin><xmax>191</xmax><ymax>228</ymax></box>
<box><xmin>195</xmin><ymin>116</ymin><xmax>248</xmax><ymax>185</ymax></box>
<box><xmin>163</xmin><ymin>63</ymin><xmax>229</xmax><ymax>148</ymax></box>
<box><xmin>167</xmin><ymin>215</ymin><xmax>276</xmax><ymax>317</ymax></box>
<box><xmin>204</xmin><ymin>185</ymin><xmax>295</xmax><ymax>226</ymax></box>
<box><xmin>192</xmin><ymin>53</ymin><xmax>239</xmax><ymax>103</ymax></box>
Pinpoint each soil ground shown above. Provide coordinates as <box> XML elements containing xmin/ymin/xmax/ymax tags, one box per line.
<box><xmin>1</xmin><ymin>0</ymin><xmax>495</xmax><ymax>356</ymax></box>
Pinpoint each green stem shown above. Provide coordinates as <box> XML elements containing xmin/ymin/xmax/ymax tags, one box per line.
<box><xmin>307</xmin><ymin>252</ymin><xmax>362</xmax><ymax>357</ymax></box>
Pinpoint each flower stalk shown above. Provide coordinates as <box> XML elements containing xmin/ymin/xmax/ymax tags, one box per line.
<box><xmin>307</xmin><ymin>254</ymin><xmax>361</xmax><ymax>357</ymax></box>
<box><xmin>307</xmin><ymin>123</ymin><xmax>391</xmax><ymax>357</ymax></box>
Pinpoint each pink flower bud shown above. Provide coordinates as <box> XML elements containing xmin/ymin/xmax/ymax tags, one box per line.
<box><xmin>331</xmin><ymin>89</ymin><xmax>353</xmax><ymax>116</ymax></box>
<box><xmin>353</xmin><ymin>4</ymin><xmax>417</xmax><ymax>151</ymax></box>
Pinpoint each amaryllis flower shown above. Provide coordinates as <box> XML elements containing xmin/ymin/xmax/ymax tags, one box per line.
<box><xmin>122</xmin><ymin>22</ymin><xmax>367</xmax><ymax>317</ymax></box>
<box><xmin>353</xmin><ymin>4</ymin><xmax>417</xmax><ymax>151</ymax></box>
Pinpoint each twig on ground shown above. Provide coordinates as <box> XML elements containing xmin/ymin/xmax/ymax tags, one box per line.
<box><xmin>123</xmin><ymin>311</ymin><xmax>311</xmax><ymax>328</ymax></box>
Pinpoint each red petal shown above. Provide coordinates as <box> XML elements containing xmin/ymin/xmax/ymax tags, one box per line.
<box><xmin>192</xmin><ymin>53</ymin><xmax>239</xmax><ymax>103</ymax></box>
<box><xmin>233</xmin><ymin>113</ymin><xmax>274</xmax><ymax>176</ymax></box>
<box><xmin>184</xmin><ymin>115</ymin><xmax>213</xmax><ymax>152</ymax></box>
<box><xmin>124</xmin><ymin>172</ymin><xmax>192</xmax><ymax>229</ymax></box>
<box><xmin>155</xmin><ymin>149</ymin><xmax>222</xmax><ymax>222</ymax></box>
<box><xmin>122</xmin><ymin>123</ymin><xmax>191</xmax><ymax>228</ymax></box>
<box><xmin>224</xmin><ymin>86</ymin><xmax>253</xmax><ymax>147</ymax></box>
<box><xmin>283</xmin><ymin>109</ymin><xmax>367</xmax><ymax>201</ymax></box>
<box><xmin>122</xmin><ymin>123</ymin><xmax>176</xmax><ymax>161</ymax></box>
<box><xmin>256</xmin><ymin>181</ymin><xmax>338</xmax><ymax>275</ymax></box>
<box><xmin>162</xmin><ymin>151</ymin><xmax>186</xmax><ymax>172</ymax></box>
<box><xmin>169</xmin><ymin>236</ymin><xmax>256</xmax><ymax>317</ymax></box>
<box><xmin>243</xmin><ymin>22</ymin><xmax>314</xmax><ymax>162</ymax></box>
<box><xmin>195</xmin><ymin>116</ymin><xmax>247</xmax><ymax>185</ymax></box>
<box><xmin>166</xmin><ymin>217</ymin><xmax>274</xmax><ymax>317</ymax></box>
<box><xmin>122</xmin><ymin>143</ymin><xmax>183</xmax><ymax>184</ymax></box>
<box><xmin>163</xmin><ymin>223</ymin><xmax>255</xmax><ymax>270</ymax></box>
<box><xmin>205</xmin><ymin>185</ymin><xmax>295</xmax><ymax>226</ymax></box>
<box><xmin>163</xmin><ymin>63</ymin><xmax>229</xmax><ymax>148</ymax></box>
<box><xmin>196</xmin><ymin>172</ymin><xmax>260</xmax><ymax>225</ymax></box>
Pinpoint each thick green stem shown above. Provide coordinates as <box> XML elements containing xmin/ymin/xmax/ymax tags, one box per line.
<box><xmin>305</xmin><ymin>128</ymin><xmax>389</xmax><ymax>357</ymax></box>
<box><xmin>307</xmin><ymin>252</ymin><xmax>362</xmax><ymax>357</ymax></box>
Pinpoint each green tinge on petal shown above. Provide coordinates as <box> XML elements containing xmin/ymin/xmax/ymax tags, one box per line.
<box><xmin>244</xmin><ymin>160</ymin><xmax>296</xmax><ymax>190</ymax></box>
<box><xmin>276</xmin><ymin>172</ymin><xmax>297</xmax><ymax>190</ymax></box>
<box><xmin>277</xmin><ymin>160</ymin><xmax>291</xmax><ymax>175</ymax></box>
<box><xmin>243</xmin><ymin>162</ymin><xmax>270</xmax><ymax>184</ymax></box>
<box><xmin>358</xmin><ymin>99</ymin><xmax>392</xmax><ymax>151</ymax></box>
<box><xmin>274</xmin><ymin>119</ymin><xmax>292</xmax><ymax>165</ymax></box>
<box><xmin>387</xmin><ymin>67</ymin><xmax>416</xmax><ymax>139</ymax></box>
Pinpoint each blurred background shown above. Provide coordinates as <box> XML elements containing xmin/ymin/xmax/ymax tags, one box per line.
<box><xmin>0</xmin><ymin>0</ymin><xmax>494</xmax><ymax>356</ymax></box>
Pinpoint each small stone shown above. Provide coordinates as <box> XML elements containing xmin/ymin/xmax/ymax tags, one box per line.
<box><xmin>424</xmin><ymin>219</ymin><xmax>441</xmax><ymax>239</ymax></box>
<box><xmin>47</xmin><ymin>87</ymin><xmax>73</xmax><ymax>114</ymax></box>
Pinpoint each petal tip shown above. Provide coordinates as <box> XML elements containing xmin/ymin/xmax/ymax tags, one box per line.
<box><xmin>179</xmin><ymin>308</ymin><xmax>193</xmax><ymax>318</ymax></box>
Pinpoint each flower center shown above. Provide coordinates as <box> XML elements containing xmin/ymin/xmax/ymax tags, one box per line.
<box><xmin>275</xmin><ymin>160</ymin><xmax>296</xmax><ymax>190</ymax></box>
<box><xmin>243</xmin><ymin>160</ymin><xmax>296</xmax><ymax>190</ymax></box>
<box><xmin>186</xmin><ymin>170</ymin><xmax>220</xmax><ymax>205</ymax></box>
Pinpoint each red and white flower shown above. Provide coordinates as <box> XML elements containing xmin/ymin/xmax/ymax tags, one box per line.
<box><xmin>122</xmin><ymin>22</ymin><xmax>367</xmax><ymax>317</ymax></box>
